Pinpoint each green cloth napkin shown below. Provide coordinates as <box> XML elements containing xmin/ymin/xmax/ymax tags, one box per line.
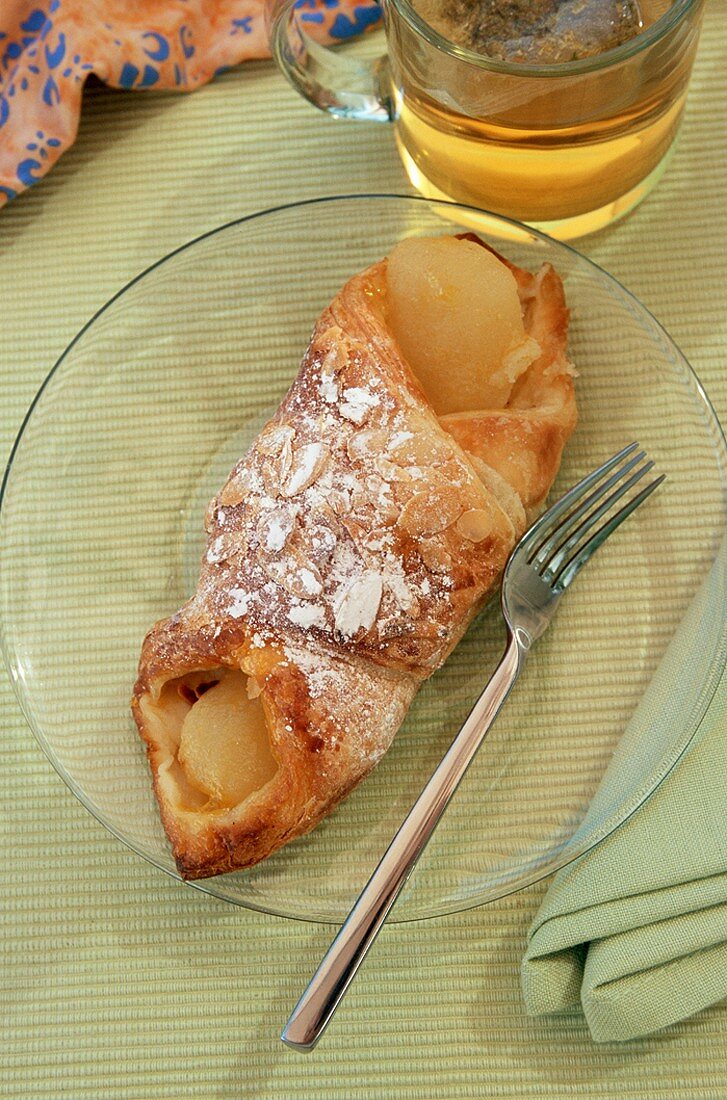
<box><xmin>522</xmin><ymin>543</ymin><xmax>727</xmax><ymax>1042</ymax></box>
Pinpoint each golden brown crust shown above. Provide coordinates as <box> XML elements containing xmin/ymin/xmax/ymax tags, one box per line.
<box><xmin>131</xmin><ymin>237</ymin><xmax>577</xmax><ymax>879</ymax></box>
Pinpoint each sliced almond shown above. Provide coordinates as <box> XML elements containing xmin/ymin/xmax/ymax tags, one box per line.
<box><xmin>258</xmin><ymin>425</ymin><xmax>295</xmax><ymax>457</ymax></box>
<box><xmin>283</xmin><ymin>442</ymin><xmax>330</xmax><ymax>497</ymax></box>
<box><xmin>218</xmin><ymin>468</ymin><xmax>250</xmax><ymax>507</ymax></box>
<box><xmin>398</xmin><ymin>491</ymin><xmax>462</xmax><ymax>537</ymax></box>
<box><xmin>385</xmin><ymin>573</ymin><xmax>420</xmax><ymax>618</ymax></box>
<box><xmin>206</xmin><ymin>529</ymin><xmax>247</xmax><ymax>565</ymax></box>
<box><xmin>456</xmin><ymin>508</ymin><xmax>495</xmax><ymax>543</ymax></box>
<box><xmin>279</xmin><ymin>434</ymin><xmax>294</xmax><ymax>483</ymax></box>
<box><xmin>346</xmin><ymin>428</ymin><xmax>389</xmax><ymax>463</ymax></box>
<box><xmin>333</xmin><ymin>571</ymin><xmax>383</xmax><ymax>638</ymax></box>
<box><xmin>363</xmin><ymin>527</ymin><xmax>394</xmax><ymax>553</ymax></box>
<box><xmin>377</xmin><ymin>496</ymin><xmax>400</xmax><ymax>525</ymax></box>
<box><xmin>350</xmin><ymin>482</ymin><xmax>371</xmax><ymax>517</ymax></box>
<box><xmin>326</xmin><ymin>489</ymin><xmax>351</xmax><ymax>517</ymax></box>
<box><xmin>320</xmin><ymin>334</ymin><xmax>348</xmax><ymax>377</ymax></box>
<box><xmin>257</xmin><ymin>505</ymin><xmax>297</xmax><ymax>554</ymax></box>
<box><xmin>261</xmin><ymin>434</ymin><xmax>294</xmax><ymax>497</ymax></box>
<box><xmin>419</xmin><ymin>537</ymin><xmax>452</xmax><ymax>574</ymax></box>
<box><xmin>204</xmin><ymin>500</ymin><xmax>217</xmax><ymax>533</ymax></box>
<box><xmin>261</xmin><ymin>463</ymin><xmax>279</xmax><ymax>498</ymax></box>
<box><xmin>389</xmin><ymin>430</ymin><xmax>452</xmax><ymax>468</ymax></box>
<box><xmin>369</xmin><ymin>480</ymin><xmax>400</xmax><ymax>524</ymax></box>
<box><xmin>264</xmin><ymin>557</ymin><xmax>324</xmax><ymax>600</ymax></box>
<box><xmin>307</xmin><ymin>522</ymin><xmax>338</xmax><ymax>565</ymax></box>
<box><xmin>375</xmin><ymin>455</ymin><xmax>413</xmax><ymax>483</ymax></box>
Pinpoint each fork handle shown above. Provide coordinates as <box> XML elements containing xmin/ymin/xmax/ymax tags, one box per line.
<box><xmin>281</xmin><ymin>630</ymin><xmax>525</xmax><ymax>1052</ymax></box>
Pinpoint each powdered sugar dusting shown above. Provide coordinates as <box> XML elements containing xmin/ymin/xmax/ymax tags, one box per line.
<box><xmin>299</xmin><ymin>567</ymin><xmax>323</xmax><ymax>597</ymax></box>
<box><xmin>388</xmin><ymin>430</ymin><xmax>413</xmax><ymax>451</ymax></box>
<box><xmin>184</xmin><ymin>259</ymin><xmax>511</xmax><ymax>674</ymax></box>
<box><xmin>207</xmin><ymin>535</ymin><xmax>225</xmax><ymax>564</ymax></box>
<box><xmin>339</xmin><ymin>387</ymin><xmax>381</xmax><ymax>424</ymax></box>
<box><xmin>259</xmin><ymin>505</ymin><xmax>297</xmax><ymax>553</ymax></box>
<box><xmin>320</xmin><ymin>374</ymin><xmax>339</xmax><ymax>404</ymax></box>
<box><xmin>334</xmin><ymin>571</ymin><xmax>384</xmax><ymax>638</ymax></box>
<box><xmin>142</xmin><ymin>245</ymin><xmax>572</xmax><ymax>855</ymax></box>
<box><xmin>284</xmin><ymin>442</ymin><xmax>329</xmax><ymax>497</ymax></box>
<box><xmin>227</xmin><ymin>588</ymin><xmax>251</xmax><ymax>618</ymax></box>
<box><xmin>283</xmin><ymin>641</ymin><xmax>417</xmax><ymax>766</ymax></box>
<box><xmin>288</xmin><ymin>604</ymin><xmax>326</xmax><ymax>628</ymax></box>
<box><xmin>266</xmin><ymin>521</ymin><xmax>287</xmax><ymax>552</ymax></box>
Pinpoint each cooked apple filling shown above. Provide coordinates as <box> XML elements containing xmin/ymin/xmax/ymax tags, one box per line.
<box><xmin>386</xmin><ymin>235</ymin><xmax>539</xmax><ymax>415</ymax></box>
<box><xmin>147</xmin><ymin>668</ymin><xmax>278</xmax><ymax>810</ymax></box>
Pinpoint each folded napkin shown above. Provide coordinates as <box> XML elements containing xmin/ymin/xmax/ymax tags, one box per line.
<box><xmin>0</xmin><ymin>0</ymin><xmax>381</xmax><ymax>206</ymax></box>
<box><xmin>522</xmin><ymin>542</ymin><xmax>727</xmax><ymax>1042</ymax></box>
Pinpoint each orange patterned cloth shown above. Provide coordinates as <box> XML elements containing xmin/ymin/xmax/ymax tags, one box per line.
<box><xmin>0</xmin><ymin>0</ymin><xmax>381</xmax><ymax>206</ymax></box>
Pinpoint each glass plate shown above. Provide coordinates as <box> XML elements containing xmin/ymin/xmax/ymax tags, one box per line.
<box><xmin>1</xmin><ymin>195</ymin><xmax>725</xmax><ymax>923</ymax></box>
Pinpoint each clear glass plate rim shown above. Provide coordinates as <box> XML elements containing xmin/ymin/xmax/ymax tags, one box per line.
<box><xmin>1</xmin><ymin>192</ymin><xmax>725</xmax><ymax>925</ymax></box>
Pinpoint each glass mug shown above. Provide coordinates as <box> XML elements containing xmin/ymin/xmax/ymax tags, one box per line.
<box><xmin>266</xmin><ymin>0</ymin><xmax>705</xmax><ymax>239</ymax></box>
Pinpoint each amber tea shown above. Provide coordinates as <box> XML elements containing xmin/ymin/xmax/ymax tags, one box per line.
<box><xmin>394</xmin><ymin>0</ymin><xmax>698</xmax><ymax>236</ymax></box>
<box><xmin>269</xmin><ymin>0</ymin><xmax>705</xmax><ymax>237</ymax></box>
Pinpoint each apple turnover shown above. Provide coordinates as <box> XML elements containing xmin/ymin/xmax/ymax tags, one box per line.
<box><xmin>132</xmin><ymin>233</ymin><xmax>577</xmax><ymax>879</ymax></box>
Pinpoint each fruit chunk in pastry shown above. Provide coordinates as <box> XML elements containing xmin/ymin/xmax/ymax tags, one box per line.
<box><xmin>132</xmin><ymin>233</ymin><xmax>577</xmax><ymax>879</ymax></box>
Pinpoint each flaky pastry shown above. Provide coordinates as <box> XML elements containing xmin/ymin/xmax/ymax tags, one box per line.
<box><xmin>132</xmin><ymin>234</ymin><xmax>577</xmax><ymax>879</ymax></box>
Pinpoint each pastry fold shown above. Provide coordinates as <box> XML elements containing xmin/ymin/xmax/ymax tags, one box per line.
<box><xmin>132</xmin><ymin>237</ymin><xmax>577</xmax><ymax>879</ymax></box>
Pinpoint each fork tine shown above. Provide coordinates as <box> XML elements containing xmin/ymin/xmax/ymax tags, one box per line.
<box><xmin>529</xmin><ymin>448</ymin><xmax>647</xmax><ymax>570</ymax></box>
<box><xmin>518</xmin><ymin>442</ymin><xmax>640</xmax><ymax>560</ymax></box>
<box><xmin>553</xmin><ymin>474</ymin><xmax>665</xmax><ymax>591</ymax></box>
<box><xmin>539</xmin><ymin>458</ymin><xmax>654</xmax><ymax>580</ymax></box>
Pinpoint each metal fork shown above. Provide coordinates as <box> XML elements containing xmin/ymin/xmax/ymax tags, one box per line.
<box><xmin>282</xmin><ymin>443</ymin><xmax>664</xmax><ymax>1052</ymax></box>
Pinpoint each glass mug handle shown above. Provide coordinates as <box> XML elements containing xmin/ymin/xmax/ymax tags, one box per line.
<box><xmin>266</xmin><ymin>0</ymin><xmax>395</xmax><ymax>122</ymax></box>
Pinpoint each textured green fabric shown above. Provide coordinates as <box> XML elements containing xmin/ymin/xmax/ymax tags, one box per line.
<box><xmin>1</xmin><ymin>5</ymin><xmax>727</xmax><ymax>1097</ymax></box>
<box><xmin>522</xmin><ymin>675</ymin><xmax>727</xmax><ymax>1041</ymax></box>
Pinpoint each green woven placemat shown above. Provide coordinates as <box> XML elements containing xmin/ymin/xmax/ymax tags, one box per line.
<box><xmin>2</xmin><ymin>7</ymin><xmax>726</xmax><ymax>1097</ymax></box>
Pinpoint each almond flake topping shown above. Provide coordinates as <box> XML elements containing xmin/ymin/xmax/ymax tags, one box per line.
<box><xmin>320</xmin><ymin>375</ymin><xmax>339</xmax><ymax>404</ymax></box>
<box><xmin>218</xmin><ymin>469</ymin><xmax>249</xmax><ymax>507</ymax></box>
<box><xmin>207</xmin><ymin>535</ymin><xmax>226</xmax><ymax>564</ymax></box>
<box><xmin>456</xmin><ymin>508</ymin><xmax>495</xmax><ymax>543</ymax></box>
<box><xmin>333</xmin><ymin>571</ymin><xmax>383</xmax><ymax>638</ymax></box>
<box><xmin>279</xmin><ymin>434</ymin><xmax>294</xmax><ymax>483</ymax></box>
<box><xmin>258</xmin><ymin>425</ymin><xmax>295</xmax><ymax>457</ymax></box>
<box><xmin>283</xmin><ymin>442</ymin><xmax>330</xmax><ymax>497</ymax></box>
<box><xmin>399</xmin><ymin>491</ymin><xmax>463</xmax><ymax>536</ymax></box>
<box><xmin>288</xmin><ymin>604</ymin><xmax>326</xmax><ymax>629</ymax></box>
<box><xmin>258</xmin><ymin>505</ymin><xmax>297</xmax><ymax>553</ymax></box>
<box><xmin>387</xmin><ymin>430</ymin><xmax>413</xmax><ymax>451</ymax></box>
<box><xmin>227</xmin><ymin>588</ymin><xmax>251</xmax><ymax>619</ymax></box>
<box><xmin>419</xmin><ymin>538</ymin><xmax>452</xmax><ymax>574</ymax></box>
<box><xmin>385</xmin><ymin>571</ymin><xmax>419</xmax><ymax>616</ymax></box>
<box><xmin>339</xmin><ymin>387</ymin><xmax>381</xmax><ymax>425</ymax></box>
<box><xmin>347</xmin><ymin>428</ymin><xmax>389</xmax><ymax>462</ymax></box>
<box><xmin>264</xmin><ymin>556</ymin><xmax>324</xmax><ymax>600</ymax></box>
<box><xmin>299</xmin><ymin>567</ymin><xmax>323</xmax><ymax>597</ymax></box>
